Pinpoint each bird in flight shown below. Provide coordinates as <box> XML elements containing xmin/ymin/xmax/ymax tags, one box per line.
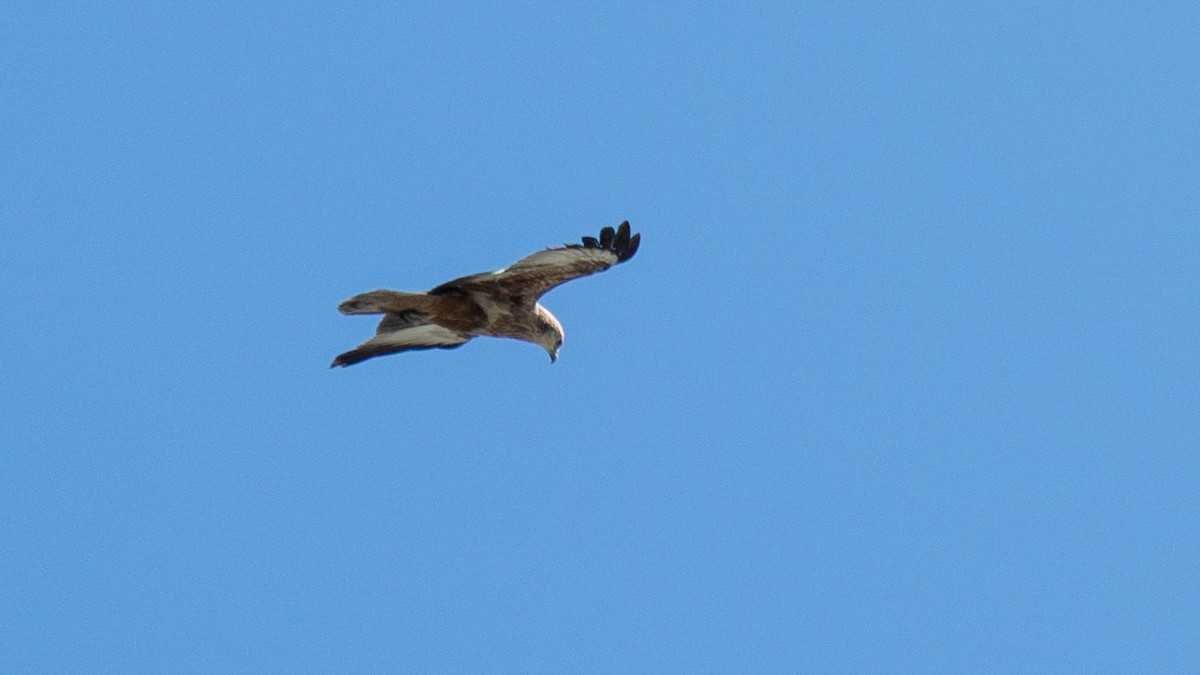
<box><xmin>332</xmin><ymin>221</ymin><xmax>641</xmax><ymax>367</ymax></box>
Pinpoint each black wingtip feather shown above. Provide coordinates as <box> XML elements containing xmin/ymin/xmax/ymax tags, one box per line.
<box><xmin>621</xmin><ymin>232</ymin><xmax>640</xmax><ymax>262</ymax></box>
<box><xmin>576</xmin><ymin>221</ymin><xmax>640</xmax><ymax>263</ymax></box>
<box><xmin>330</xmin><ymin>351</ymin><xmax>362</xmax><ymax>367</ymax></box>
<box><xmin>614</xmin><ymin>222</ymin><xmax>631</xmax><ymax>251</ymax></box>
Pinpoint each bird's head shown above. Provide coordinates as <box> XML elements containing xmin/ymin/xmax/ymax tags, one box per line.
<box><xmin>534</xmin><ymin>304</ymin><xmax>564</xmax><ymax>363</ymax></box>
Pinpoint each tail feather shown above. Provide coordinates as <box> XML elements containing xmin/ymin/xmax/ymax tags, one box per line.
<box><xmin>337</xmin><ymin>289</ymin><xmax>433</xmax><ymax>315</ymax></box>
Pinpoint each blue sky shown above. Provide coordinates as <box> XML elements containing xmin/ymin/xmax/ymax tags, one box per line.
<box><xmin>3</xmin><ymin>2</ymin><xmax>1198</xmax><ymax>672</ymax></box>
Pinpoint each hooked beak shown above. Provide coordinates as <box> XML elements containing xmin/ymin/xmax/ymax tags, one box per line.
<box><xmin>549</xmin><ymin>347</ymin><xmax>559</xmax><ymax>363</ymax></box>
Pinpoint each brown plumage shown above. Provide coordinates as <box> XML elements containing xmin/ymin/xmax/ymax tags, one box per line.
<box><xmin>332</xmin><ymin>221</ymin><xmax>641</xmax><ymax>367</ymax></box>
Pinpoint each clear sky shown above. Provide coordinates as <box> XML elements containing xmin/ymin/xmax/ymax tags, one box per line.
<box><xmin>3</xmin><ymin>2</ymin><xmax>1198</xmax><ymax>672</ymax></box>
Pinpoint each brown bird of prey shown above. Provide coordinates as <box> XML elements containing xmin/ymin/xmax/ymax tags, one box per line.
<box><xmin>332</xmin><ymin>221</ymin><xmax>641</xmax><ymax>367</ymax></box>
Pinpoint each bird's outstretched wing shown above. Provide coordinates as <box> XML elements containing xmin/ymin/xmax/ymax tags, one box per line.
<box><xmin>429</xmin><ymin>221</ymin><xmax>640</xmax><ymax>300</ymax></box>
<box><xmin>330</xmin><ymin>323</ymin><xmax>471</xmax><ymax>367</ymax></box>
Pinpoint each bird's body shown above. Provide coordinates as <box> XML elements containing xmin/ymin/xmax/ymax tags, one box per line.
<box><xmin>332</xmin><ymin>221</ymin><xmax>640</xmax><ymax>367</ymax></box>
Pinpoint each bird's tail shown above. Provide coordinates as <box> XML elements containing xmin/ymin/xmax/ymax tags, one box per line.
<box><xmin>337</xmin><ymin>289</ymin><xmax>433</xmax><ymax>315</ymax></box>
